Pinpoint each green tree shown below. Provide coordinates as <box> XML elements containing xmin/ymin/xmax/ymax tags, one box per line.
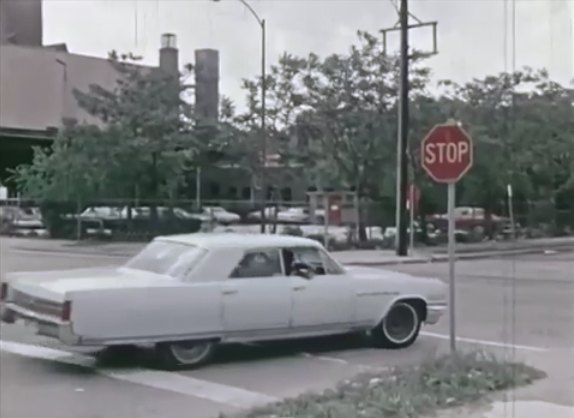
<box><xmin>11</xmin><ymin>123</ymin><xmax>111</xmax><ymax>203</ymax></box>
<box><xmin>234</xmin><ymin>53</ymin><xmax>313</xmax><ymax>203</ymax></box>
<box><xmin>72</xmin><ymin>52</ymin><xmax>196</xmax><ymax>204</ymax></box>
<box><xmin>439</xmin><ymin>68</ymin><xmax>574</xmax><ymax>234</ymax></box>
<box><xmin>13</xmin><ymin>53</ymin><xmax>201</xmax><ymax>230</ymax></box>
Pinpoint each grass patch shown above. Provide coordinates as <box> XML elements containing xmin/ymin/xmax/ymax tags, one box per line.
<box><xmin>221</xmin><ymin>351</ymin><xmax>545</xmax><ymax>418</ymax></box>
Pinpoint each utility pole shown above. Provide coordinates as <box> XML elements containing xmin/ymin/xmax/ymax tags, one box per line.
<box><xmin>396</xmin><ymin>0</ymin><xmax>409</xmax><ymax>256</ymax></box>
<box><xmin>381</xmin><ymin>0</ymin><xmax>438</xmax><ymax>257</ymax></box>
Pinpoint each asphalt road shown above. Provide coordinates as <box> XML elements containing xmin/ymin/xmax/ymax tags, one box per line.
<box><xmin>1</xmin><ymin>241</ymin><xmax>572</xmax><ymax>418</ymax></box>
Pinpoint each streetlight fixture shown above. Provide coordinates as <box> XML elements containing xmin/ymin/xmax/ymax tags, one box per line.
<box><xmin>212</xmin><ymin>0</ymin><xmax>268</xmax><ymax>233</ymax></box>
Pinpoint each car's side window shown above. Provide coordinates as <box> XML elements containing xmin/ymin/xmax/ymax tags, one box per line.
<box><xmin>282</xmin><ymin>247</ymin><xmax>345</xmax><ymax>276</ymax></box>
<box><xmin>283</xmin><ymin>247</ymin><xmax>327</xmax><ymax>275</ymax></box>
<box><xmin>229</xmin><ymin>249</ymin><xmax>283</xmax><ymax>278</ymax></box>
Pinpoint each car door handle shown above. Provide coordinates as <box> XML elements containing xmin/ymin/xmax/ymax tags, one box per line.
<box><xmin>222</xmin><ymin>289</ymin><xmax>238</xmax><ymax>295</ymax></box>
<box><xmin>293</xmin><ymin>286</ymin><xmax>307</xmax><ymax>291</ymax></box>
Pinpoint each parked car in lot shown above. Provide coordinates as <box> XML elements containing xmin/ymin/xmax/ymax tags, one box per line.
<box><xmin>247</xmin><ymin>206</ymin><xmax>326</xmax><ymax>224</ymax></box>
<box><xmin>69</xmin><ymin>206</ymin><xmax>205</xmax><ymax>237</ymax></box>
<box><xmin>429</xmin><ymin>206</ymin><xmax>507</xmax><ymax>233</ymax></box>
<box><xmin>0</xmin><ymin>233</ymin><xmax>447</xmax><ymax>370</ymax></box>
<box><xmin>246</xmin><ymin>206</ymin><xmax>287</xmax><ymax>221</ymax></box>
<box><xmin>201</xmin><ymin>206</ymin><xmax>241</xmax><ymax>224</ymax></box>
<box><xmin>0</xmin><ymin>206</ymin><xmax>45</xmax><ymax>236</ymax></box>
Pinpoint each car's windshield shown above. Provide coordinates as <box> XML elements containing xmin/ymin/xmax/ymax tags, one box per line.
<box><xmin>124</xmin><ymin>241</ymin><xmax>207</xmax><ymax>279</ymax></box>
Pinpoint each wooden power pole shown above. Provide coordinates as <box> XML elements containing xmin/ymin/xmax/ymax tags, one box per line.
<box><xmin>381</xmin><ymin>0</ymin><xmax>438</xmax><ymax>256</ymax></box>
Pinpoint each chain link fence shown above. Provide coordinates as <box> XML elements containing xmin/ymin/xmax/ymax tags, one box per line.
<box><xmin>1</xmin><ymin>197</ymin><xmax>571</xmax><ymax>249</ymax></box>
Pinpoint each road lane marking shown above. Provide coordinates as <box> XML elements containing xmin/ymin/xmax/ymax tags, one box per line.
<box><xmin>0</xmin><ymin>339</ymin><xmax>277</xmax><ymax>408</ymax></box>
<box><xmin>242</xmin><ymin>341</ymin><xmax>376</xmax><ymax>369</ymax></box>
<box><xmin>299</xmin><ymin>351</ymin><xmax>390</xmax><ymax>373</ymax></box>
<box><xmin>420</xmin><ymin>331</ymin><xmax>549</xmax><ymax>352</ymax></box>
<box><xmin>103</xmin><ymin>369</ymin><xmax>277</xmax><ymax>408</ymax></box>
<box><xmin>299</xmin><ymin>352</ymin><xmax>350</xmax><ymax>365</ymax></box>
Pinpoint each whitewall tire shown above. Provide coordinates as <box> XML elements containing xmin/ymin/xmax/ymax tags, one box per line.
<box><xmin>155</xmin><ymin>340</ymin><xmax>216</xmax><ymax>370</ymax></box>
<box><xmin>371</xmin><ymin>301</ymin><xmax>422</xmax><ymax>349</ymax></box>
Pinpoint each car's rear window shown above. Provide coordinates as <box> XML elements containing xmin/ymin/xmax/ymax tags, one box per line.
<box><xmin>124</xmin><ymin>241</ymin><xmax>207</xmax><ymax>279</ymax></box>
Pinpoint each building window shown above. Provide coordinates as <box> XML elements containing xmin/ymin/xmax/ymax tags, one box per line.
<box><xmin>228</xmin><ymin>187</ymin><xmax>238</xmax><ymax>199</ymax></box>
<box><xmin>242</xmin><ymin>187</ymin><xmax>251</xmax><ymax>200</ymax></box>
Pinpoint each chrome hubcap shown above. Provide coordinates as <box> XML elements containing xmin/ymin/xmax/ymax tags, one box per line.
<box><xmin>383</xmin><ymin>303</ymin><xmax>418</xmax><ymax>344</ymax></box>
<box><xmin>170</xmin><ymin>342</ymin><xmax>211</xmax><ymax>364</ymax></box>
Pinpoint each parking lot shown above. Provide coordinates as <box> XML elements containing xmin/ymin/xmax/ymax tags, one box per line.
<box><xmin>1</xmin><ymin>240</ymin><xmax>572</xmax><ymax>418</ymax></box>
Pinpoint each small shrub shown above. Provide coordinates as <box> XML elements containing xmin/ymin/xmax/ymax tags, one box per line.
<box><xmin>222</xmin><ymin>351</ymin><xmax>545</xmax><ymax>418</ymax></box>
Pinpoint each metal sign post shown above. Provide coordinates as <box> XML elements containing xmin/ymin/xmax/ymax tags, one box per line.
<box><xmin>421</xmin><ymin>121</ymin><xmax>474</xmax><ymax>353</ymax></box>
<box><xmin>408</xmin><ymin>200</ymin><xmax>414</xmax><ymax>254</ymax></box>
<box><xmin>447</xmin><ymin>182</ymin><xmax>456</xmax><ymax>352</ymax></box>
<box><xmin>407</xmin><ymin>184</ymin><xmax>419</xmax><ymax>256</ymax></box>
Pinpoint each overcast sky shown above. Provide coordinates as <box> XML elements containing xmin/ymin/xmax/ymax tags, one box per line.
<box><xmin>43</xmin><ymin>0</ymin><xmax>574</xmax><ymax>109</ymax></box>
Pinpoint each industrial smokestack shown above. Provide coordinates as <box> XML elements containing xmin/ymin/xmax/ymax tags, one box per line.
<box><xmin>159</xmin><ymin>33</ymin><xmax>179</xmax><ymax>77</ymax></box>
<box><xmin>194</xmin><ymin>49</ymin><xmax>219</xmax><ymax>126</ymax></box>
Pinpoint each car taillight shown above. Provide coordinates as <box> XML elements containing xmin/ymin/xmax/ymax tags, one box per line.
<box><xmin>61</xmin><ymin>301</ymin><xmax>72</xmax><ymax>321</ymax></box>
<box><xmin>0</xmin><ymin>283</ymin><xmax>7</xmax><ymax>301</ymax></box>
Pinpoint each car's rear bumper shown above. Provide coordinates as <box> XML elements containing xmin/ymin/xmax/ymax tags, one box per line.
<box><xmin>1</xmin><ymin>302</ymin><xmax>80</xmax><ymax>345</ymax></box>
<box><xmin>426</xmin><ymin>302</ymin><xmax>447</xmax><ymax>325</ymax></box>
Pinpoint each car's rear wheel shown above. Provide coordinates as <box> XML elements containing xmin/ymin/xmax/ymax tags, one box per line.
<box><xmin>371</xmin><ymin>301</ymin><xmax>422</xmax><ymax>349</ymax></box>
<box><xmin>155</xmin><ymin>340</ymin><xmax>215</xmax><ymax>370</ymax></box>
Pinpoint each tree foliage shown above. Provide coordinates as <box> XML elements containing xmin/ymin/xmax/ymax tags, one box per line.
<box><xmin>11</xmin><ymin>30</ymin><xmax>574</xmax><ymax>234</ymax></box>
<box><xmin>232</xmin><ymin>30</ymin><xmax>573</xmax><ymax>231</ymax></box>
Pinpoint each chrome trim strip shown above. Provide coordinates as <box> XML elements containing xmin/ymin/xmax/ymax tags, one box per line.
<box><xmin>357</xmin><ymin>291</ymin><xmax>399</xmax><ymax>296</ymax></box>
<box><xmin>5</xmin><ymin>303</ymin><xmax>65</xmax><ymax>325</ymax></box>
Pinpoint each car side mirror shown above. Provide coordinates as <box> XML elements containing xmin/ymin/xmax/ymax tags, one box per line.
<box><xmin>292</xmin><ymin>261</ymin><xmax>314</xmax><ymax>279</ymax></box>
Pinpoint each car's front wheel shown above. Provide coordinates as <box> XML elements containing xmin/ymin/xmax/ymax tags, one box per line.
<box><xmin>371</xmin><ymin>301</ymin><xmax>422</xmax><ymax>349</ymax></box>
<box><xmin>155</xmin><ymin>340</ymin><xmax>216</xmax><ymax>370</ymax></box>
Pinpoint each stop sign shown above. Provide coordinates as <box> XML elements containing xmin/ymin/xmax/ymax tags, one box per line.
<box><xmin>421</xmin><ymin>123</ymin><xmax>473</xmax><ymax>183</ymax></box>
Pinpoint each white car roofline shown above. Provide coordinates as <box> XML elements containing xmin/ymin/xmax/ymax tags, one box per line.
<box><xmin>154</xmin><ymin>233</ymin><xmax>323</xmax><ymax>251</ymax></box>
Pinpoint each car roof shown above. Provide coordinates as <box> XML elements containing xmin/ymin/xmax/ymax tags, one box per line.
<box><xmin>156</xmin><ymin>233</ymin><xmax>322</xmax><ymax>250</ymax></box>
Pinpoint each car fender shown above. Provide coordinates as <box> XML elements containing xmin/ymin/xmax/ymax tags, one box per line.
<box><xmin>375</xmin><ymin>294</ymin><xmax>429</xmax><ymax>327</ymax></box>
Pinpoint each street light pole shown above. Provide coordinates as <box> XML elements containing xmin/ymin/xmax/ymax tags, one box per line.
<box><xmin>259</xmin><ymin>17</ymin><xmax>267</xmax><ymax>233</ymax></box>
<box><xmin>213</xmin><ymin>0</ymin><xmax>267</xmax><ymax>233</ymax></box>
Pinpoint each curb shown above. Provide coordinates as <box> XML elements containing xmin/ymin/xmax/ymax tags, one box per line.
<box><xmin>431</xmin><ymin>241</ymin><xmax>574</xmax><ymax>255</ymax></box>
<box><xmin>9</xmin><ymin>246</ymin><xmax>135</xmax><ymax>258</ymax></box>
<box><xmin>344</xmin><ymin>246</ymin><xmax>574</xmax><ymax>267</ymax></box>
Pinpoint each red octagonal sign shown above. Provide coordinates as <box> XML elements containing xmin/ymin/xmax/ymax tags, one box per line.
<box><xmin>421</xmin><ymin>123</ymin><xmax>474</xmax><ymax>183</ymax></box>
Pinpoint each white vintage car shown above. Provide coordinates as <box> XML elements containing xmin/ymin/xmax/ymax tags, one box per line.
<box><xmin>0</xmin><ymin>234</ymin><xmax>447</xmax><ymax>369</ymax></box>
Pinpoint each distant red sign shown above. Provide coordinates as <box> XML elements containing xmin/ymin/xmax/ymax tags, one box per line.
<box><xmin>421</xmin><ymin>124</ymin><xmax>473</xmax><ymax>183</ymax></box>
<box><xmin>407</xmin><ymin>184</ymin><xmax>421</xmax><ymax>212</ymax></box>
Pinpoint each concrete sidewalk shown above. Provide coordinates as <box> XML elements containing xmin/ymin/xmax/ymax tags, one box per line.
<box><xmin>440</xmin><ymin>401</ymin><xmax>574</xmax><ymax>418</ymax></box>
<box><xmin>2</xmin><ymin>236</ymin><xmax>573</xmax><ymax>266</ymax></box>
<box><xmin>431</xmin><ymin>236</ymin><xmax>574</xmax><ymax>255</ymax></box>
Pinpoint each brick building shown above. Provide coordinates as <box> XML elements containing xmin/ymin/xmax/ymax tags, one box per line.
<box><xmin>0</xmin><ymin>0</ymin><xmax>185</xmax><ymax>191</ymax></box>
